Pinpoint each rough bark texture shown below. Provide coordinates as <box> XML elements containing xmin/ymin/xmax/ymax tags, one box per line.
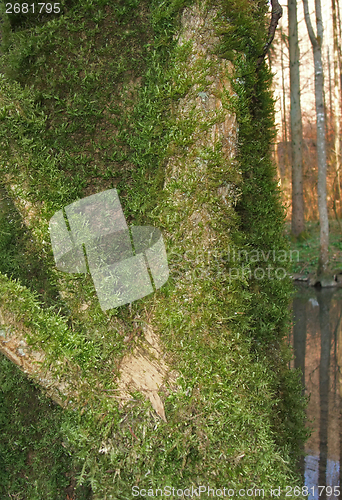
<box><xmin>289</xmin><ymin>0</ymin><xmax>305</xmax><ymax>237</ymax></box>
<box><xmin>303</xmin><ymin>0</ymin><xmax>329</xmax><ymax>274</ymax></box>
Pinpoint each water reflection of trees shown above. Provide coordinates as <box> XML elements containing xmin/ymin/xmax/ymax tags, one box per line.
<box><xmin>291</xmin><ymin>286</ymin><xmax>342</xmax><ymax>499</ymax></box>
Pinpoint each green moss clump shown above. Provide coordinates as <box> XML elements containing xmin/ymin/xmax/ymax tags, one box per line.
<box><xmin>0</xmin><ymin>353</ymin><xmax>91</xmax><ymax>499</ymax></box>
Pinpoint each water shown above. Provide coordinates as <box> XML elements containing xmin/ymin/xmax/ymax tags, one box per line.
<box><xmin>291</xmin><ymin>285</ymin><xmax>342</xmax><ymax>499</ymax></box>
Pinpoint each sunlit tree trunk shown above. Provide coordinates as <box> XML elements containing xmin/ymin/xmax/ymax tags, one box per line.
<box><xmin>327</xmin><ymin>47</ymin><xmax>333</xmax><ymax>134</ymax></box>
<box><xmin>337</xmin><ymin>0</ymin><xmax>342</xmax><ymax>89</ymax></box>
<box><xmin>303</xmin><ymin>0</ymin><xmax>329</xmax><ymax>275</ymax></box>
<box><xmin>0</xmin><ymin>0</ymin><xmax>304</xmax><ymax>493</ymax></box>
<box><xmin>289</xmin><ymin>0</ymin><xmax>305</xmax><ymax>237</ymax></box>
<box><xmin>280</xmin><ymin>26</ymin><xmax>289</xmax><ymax>152</ymax></box>
<box><xmin>332</xmin><ymin>0</ymin><xmax>341</xmax><ymax>208</ymax></box>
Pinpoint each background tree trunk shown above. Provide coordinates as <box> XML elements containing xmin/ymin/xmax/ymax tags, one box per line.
<box><xmin>289</xmin><ymin>0</ymin><xmax>305</xmax><ymax>237</ymax></box>
<box><xmin>281</xmin><ymin>26</ymin><xmax>289</xmax><ymax>152</ymax></box>
<box><xmin>332</xmin><ymin>0</ymin><xmax>341</xmax><ymax>211</ymax></box>
<box><xmin>303</xmin><ymin>0</ymin><xmax>330</xmax><ymax>275</ymax></box>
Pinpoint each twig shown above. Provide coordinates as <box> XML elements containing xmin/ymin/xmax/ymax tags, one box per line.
<box><xmin>128</xmin><ymin>425</ymin><xmax>139</xmax><ymax>440</ymax></box>
<box><xmin>257</xmin><ymin>0</ymin><xmax>283</xmax><ymax>70</ymax></box>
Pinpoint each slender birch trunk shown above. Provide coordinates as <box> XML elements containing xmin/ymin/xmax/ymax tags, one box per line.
<box><xmin>279</xmin><ymin>26</ymin><xmax>290</xmax><ymax>189</ymax></box>
<box><xmin>327</xmin><ymin>47</ymin><xmax>333</xmax><ymax>135</ymax></box>
<box><xmin>332</xmin><ymin>0</ymin><xmax>341</xmax><ymax>204</ymax></box>
<box><xmin>289</xmin><ymin>0</ymin><xmax>305</xmax><ymax>237</ymax></box>
<box><xmin>337</xmin><ymin>0</ymin><xmax>342</xmax><ymax>87</ymax></box>
<box><xmin>281</xmin><ymin>27</ymin><xmax>289</xmax><ymax>151</ymax></box>
<box><xmin>303</xmin><ymin>0</ymin><xmax>329</xmax><ymax>275</ymax></box>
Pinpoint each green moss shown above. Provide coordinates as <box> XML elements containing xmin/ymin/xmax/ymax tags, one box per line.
<box><xmin>0</xmin><ymin>353</ymin><xmax>91</xmax><ymax>499</ymax></box>
<box><xmin>0</xmin><ymin>0</ymin><xmax>308</xmax><ymax>497</ymax></box>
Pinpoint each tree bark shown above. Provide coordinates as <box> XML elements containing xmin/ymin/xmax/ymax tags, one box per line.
<box><xmin>289</xmin><ymin>0</ymin><xmax>305</xmax><ymax>237</ymax></box>
<box><xmin>332</xmin><ymin>0</ymin><xmax>341</xmax><ymax>207</ymax></box>
<box><xmin>303</xmin><ymin>0</ymin><xmax>330</xmax><ymax>275</ymax></box>
<box><xmin>281</xmin><ymin>27</ymin><xmax>289</xmax><ymax>150</ymax></box>
<box><xmin>327</xmin><ymin>47</ymin><xmax>333</xmax><ymax>135</ymax></box>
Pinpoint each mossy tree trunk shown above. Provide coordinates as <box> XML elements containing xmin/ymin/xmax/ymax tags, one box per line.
<box><xmin>0</xmin><ymin>0</ymin><xmax>239</xmax><ymax>422</ymax></box>
<box><xmin>0</xmin><ymin>0</ymin><xmax>307</xmax><ymax>495</ymax></box>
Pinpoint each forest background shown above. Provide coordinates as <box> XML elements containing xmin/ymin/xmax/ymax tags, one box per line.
<box><xmin>274</xmin><ymin>0</ymin><xmax>342</xmax><ymax>223</ymax></box>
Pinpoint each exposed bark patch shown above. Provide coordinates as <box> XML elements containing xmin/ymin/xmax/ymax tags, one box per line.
<box><xmin>116</xmin><ymin>325</ymin><xmax>178</xmax><ymax>422</ymax></box>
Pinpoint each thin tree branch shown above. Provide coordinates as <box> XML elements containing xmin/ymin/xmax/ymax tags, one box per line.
<box><xmin>257</xmin><ymin>0</ymin><xmax>283</xmax><ymax>70</ymax></box>
<box><xmin>303</xmin><ymin>0</ymin><xmax>319</xmax><ymax>47</ymax></box>
<box><xmin>315</xmin><ymin>0</ymin><xmax>324</xmax><ymax>42</ymax></box>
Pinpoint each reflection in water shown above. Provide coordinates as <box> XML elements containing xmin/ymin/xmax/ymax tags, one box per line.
<box><xmin>291</xmin><ymin>286</ymin><xmax>342</xmax><ymax>500</ymax></box>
